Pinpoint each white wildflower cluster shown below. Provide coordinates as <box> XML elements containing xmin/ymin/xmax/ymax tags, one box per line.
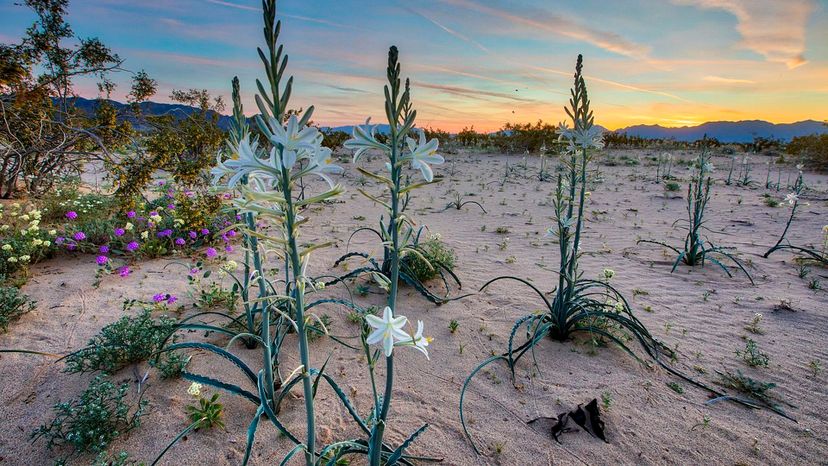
<box><xmin>0</xmin><ymin>205</ymin><xmax>53</xmax><ymax>268</ymax></box>
<box><xmin>344</xmin><ymin>120</ymin><xmax>444</xmax><ymax>182</ymax></box>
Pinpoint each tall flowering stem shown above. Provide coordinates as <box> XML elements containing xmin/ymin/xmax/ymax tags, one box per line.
<box><xmin>345</xmin><ymin>46</ymin><xmax>438</xmax><ymax>466</ymax></box>
<box><xmin>764</xmin><ymin>172</ymin><xmax>827</xmax><ymax>264</ymax></box>
<box><xmin>638</xmin><ymin>139</ymin><xmax>754</xmax><ymax>283</ymax></box>
<box><xmin>459</xmin><ymin>55</ymin><xmax>763</xmax><ymax>454</ymax></box>
<box><xmin>212</xmin><ymin>1</ymin><xmax>343</xmax><ymax>464</ymax></box>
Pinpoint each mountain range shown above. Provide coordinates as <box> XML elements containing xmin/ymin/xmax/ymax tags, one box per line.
<box><xmin>67</xmin><ymin>96</ymin><xmax>825</xmax><ymax>143</ymax></box>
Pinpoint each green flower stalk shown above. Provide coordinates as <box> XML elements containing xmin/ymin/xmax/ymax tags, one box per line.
<box><xmin>344</xmin><ymin>46</ymin><xmax>437</xmax><ymax>466</ymax></box>
<box><xmin>153</xmin><ymin>2</ymin><xmax>345</xmax><ymax>465</ymax></box>
<box><xmin>764</xmin><ymin>171</ymin><xmax>827</xmax><ymax>264</ymax></box>
<box><xmin>459</xmin><ymin>55</ymin><xmax>760</xmax><ymax>454</ymax></box>
<box><xmin>638</xmin><ymin>141</ymin><xmax>754</xmax><ymax>283</ymax></box>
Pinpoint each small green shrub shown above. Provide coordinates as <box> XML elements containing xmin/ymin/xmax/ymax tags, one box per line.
<box><xmin>664</xmin><ymin>181</ymin><xmax>681</xmax><ymax>192</ymax></box>
<box><xmin>152</xmin><ymin>351</ymin><xmax>190</xmax><ymax>379</ymax></box>
<box><xmin>402</xmin><ymin>233</ymin><xmax>456</xmax><ymax>282</ymax></box>
<box><xmin>31</xmin><ymin>376</ymin><xmax>147</xmax><ymax>462</ymax></box>
<box><xmin>186</xmin><ymin>392</ymin><xmax>225</xmax><ymax>430</ymax></box>
<box><xmin>736</xmin><ymin>339</ymin><xmax>769</xmax><ymax>367</ymax></box>
<box><xmin>0</xmin><ymin>285</ymin><xmax>36</xmax><ymax>332</ymax></box>
<box><xmin>64</xmin><ymin>305</ymin><xmax>177</xmax><ymax>374</ymax></box>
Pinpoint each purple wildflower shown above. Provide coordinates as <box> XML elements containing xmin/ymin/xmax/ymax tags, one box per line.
<box><xmin>65</xmin><ymin>211</ymin><xmax>78</xmax><ymax>220</ymax></box>
<box><xmin>200</xmin><ymin>228</ymin><xmax>210</xmax><ymax>235</ymax></box>
<box><xmin>224</xmin><ymin>245</ymin><xmax>233</xmax><ymax>253</ymax></box>
<box><xmin>96</xmin><ymin>255</ymin><xmax>108</xmax><ymax>266</ymax></box>
<box><xmin>118</xmin><ymin>266</ymin><xmax>130</xmax><ymax>277</ymax></box>
<box><xmin>205</xmin><ymin>247</ymin><xmax>218</xmax><ymax>259</ymax></box>
<box><xmin>126</xmin><ymin>241</ymin><xmax>140</xmax><ymax>252</ymax></box>
<box><xmin>227</xmin><ymin>230</ymin><xmax>237</xmax><ymax>238</ymax></box>
<box><xmin>175</xmin><ymin>238</ymin><xmax>186</xmax><ymax>246</ymax></box>
<box><xmin>166</xmin><ymin>295</ymin><xmax>177</xmax><ymax>304</ymax></box>
<box><xmin>99</xmin><ymin>245</ymin><xmax>110</xmax><ymax>254</ymax></box>
<box><xmin>188</xmin><ymin>231</ymin><xmax>197</xmax><ymax>239</ymax></box>
<box><xmin>114</xmin><ymin>228</ymin><xmax>125</xmax><ymax>237</ymax></box>
<box><xmin>73</xmin><ymin>231</ymin><xmax>86</xmax><ymax>241</ymax></box>
<box><xmin>56</xmin><ymin>236</ymin><xmax>65</xmax><ymax>245</ymax></box>
<box><xmin>126</xmin><ymin>211</ymin><xmax>136</xmax><ymax>219</ymax></box>
<box><xmin>152</xmin><ymin>293</ymin><xmax>166</xmax><ymax>303</ymax></box>
<box><xmin>167</xmin><ymin>204</ymin><xmax>176</xmax><ymax>210</ymax></box>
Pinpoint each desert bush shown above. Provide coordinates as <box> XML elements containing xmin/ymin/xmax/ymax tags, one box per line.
<box><xmin>0</xmin><ymin>0</ymin><xmax>136</xmax><ymax>198</ymax></box>
<box><xmin>63</xmin><ymin>304</ymin><xmax>177</xmax><ymax>374</ymax></box>
<box><xmin>320</xmin><ymin>129</ymin><xmax>350</xmax><ymax>149</ymax></box>
<box><xmin>490</xmin><ymin>120</ymin><xmax>557</xmax><ymax>153</ymax></box>
<box><xmin>109</xmin><ymin>89</ymin><xmax>224</xmax><ymax>210</ymax></box>
<box><xmin>786</xmin><ymin>133</ymin><xmax>828</xmax><ymax>171</ymax></box>
<box><xmin>31</xmin><ymin>375</ymin><xmax>147</xmax><ymax>463</ymax></box>
<box><xmin>0</xmin><ymin>285</ymin><xmax>36</xmax><ymax>332</ymax></box>
<box><xmin>402</xmin><ymin>233</ymin><xmax>456</xmax><ymax>282</ymax></box>
<box><xmin>456</xmin><ymin>125</ymin><xmax>485</xmax><ymax>147</ymax></box>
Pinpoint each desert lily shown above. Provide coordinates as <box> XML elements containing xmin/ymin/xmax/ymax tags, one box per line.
<box><xmin>765</xmin><ymin>172</ymin><xmax>827</xmax><ymax>264</ymax></box>
<box><xmin>638</xmin><ymin>141</ymin><xmax>754</xmax><ymax>284</ymax></box>
<box><xmin>460</xmin><ymin>55</ymin><xmax>759</xmax><ymax>455</ymax></box>
<box><xmin>342</xmin><ymin>46</ymin><xmax>438</xmax><ymax>466</ymax></box>
<box><xmin>330</xmin><ymin>112</ymin><xmax>460</xmax><ymax>304</ymax></box>
<box><xmin>152</xmin><ymin>3</ymin><xmax>348</xmax><ymax>465</ymax></box>
<box><xmin>365</xmin><ymin>306</ymin><xmax>410</xmax><ymax>357</ymax></box>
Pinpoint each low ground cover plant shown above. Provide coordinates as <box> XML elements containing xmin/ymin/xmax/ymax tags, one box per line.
<box><xmin>31</xmin><ymin>375</ymin><xmax>147</xmax><ymax>464</ymax></box>
<box><xmin>63</xmin><ymin>303</ymin><xmax>177</xmax><ymax>374</ymax></box>
<box><xmin>0</xmin><ymin>285</ymin><xmax>36</xmax><ymax>332</ymax></box>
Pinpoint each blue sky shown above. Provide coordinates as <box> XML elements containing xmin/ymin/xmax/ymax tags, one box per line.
<box><xmin>2</xmin><ymin>0</ymin><xmax>826</xmax><ymax>130</ymax></box>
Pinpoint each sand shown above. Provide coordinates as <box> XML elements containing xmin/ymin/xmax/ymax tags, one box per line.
<box><xmin>1</xmin><ymin>148</ymin><xmax>826</xmax><ymax>465</ymax></box>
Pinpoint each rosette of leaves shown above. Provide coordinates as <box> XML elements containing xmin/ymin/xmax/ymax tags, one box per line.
<box><xmin>638</xmin><ymin>142</ymin><xmax>754</xmax><ymax>283</ymax></box>
<box><xmin>459</xmin><ymin>55</ymin><xmax>761</xmax><ymax>454</ymax></box>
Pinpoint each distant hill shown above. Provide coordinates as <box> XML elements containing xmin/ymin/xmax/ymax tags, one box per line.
<box><xmin>613</xmin><ymin>120</ymin><xmax>827</xmax><ymax>143</ymax></box>
<box><xmin>62</xmin><ymin>96</ymin><xmax>234</xmax><ymax>131</ymax></box>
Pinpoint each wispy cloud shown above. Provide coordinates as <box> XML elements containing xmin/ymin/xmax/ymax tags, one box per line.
<box><xmin>437</xmin><ymin>0</ymin><xmax>652</xmax><ymax>60</ymax></box>
<box><xmin>204</xmin><ymin>0</ymin><xmax>355</xmax><ymax>29</ymax></box>
<box><xmin>418</xmin><ymin>82</ymin><xmax>533</xmax><ymax>102</ymax></box>
<box><xmin>204</xmin><ymin>0</ymin><xmax>256</xmax><ymax>12</ymax></box>
<box><xmin>403</xmin><ymin>6</ymin><xmax>489</xmax><ymax>53</ymax></box>
<box><xmin>703</xmin><ymin>75</ymin><xmax>755</xmax><ymax>84</ymax></box>
<box><xmin>672</xmin><ymin>0</ymin><xmax>815</xmax><ymax>68</ymax></box>
<box><xmin>323</xmin><ymin>84</ymin><xmax>371</xmax><ymax>94</ymax></box>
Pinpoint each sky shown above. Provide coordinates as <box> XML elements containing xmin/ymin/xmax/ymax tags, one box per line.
<box><xmin>1</xmin><ymin>0</ymin><xmax>827</xmax><ymax>131</ymax></box>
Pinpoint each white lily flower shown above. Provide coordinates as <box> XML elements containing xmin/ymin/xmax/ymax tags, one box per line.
<box><xmin>575</xmin><ymin>125</ymin><xmax>604</xmax><ymax>149</ymax></box>
<box><xmin>365</xmin><ymin>306</ymin><xmax>409</xmax><ymax>357</ymax></box>
<box><xmin>344</xmin><ymin>118</ymin><xmax>390</xmax><ymax>162</ymax></box>
<box><xmin>306</xmin><ymin>146</ymin><xmax>343</xmax><ymax>188</ymax></box>
<box><xmin>785</xmin><ymin>192</ymin><xmax>798</xmax><ymax>206</ymax></box>
<box><xmin>404</xmin><ymin>129</ymin><xmax>444</xmax><ymax>182</ymax></box>
<box><xmin>408</xmin><ymin>320</ymin><xmax>431</xmax><ymax>359</ymax></box>
<box><xmin>212</xmin><ymin>135</ymin><xmax>267</xmax><ymax>188</ymax></box>
<box><xmin>267</xmin><ymin>115</ymin><xmax>320</xmax><ymax>170</ymax></box>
